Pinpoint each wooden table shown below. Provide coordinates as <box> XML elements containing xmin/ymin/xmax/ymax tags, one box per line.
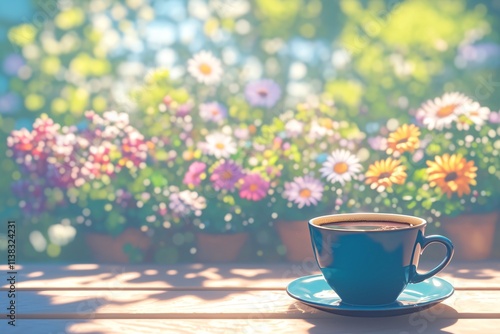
<box><xmin>1</xmin><ymin>261</ymin><xmax>499</xmax><ymax>333</ymax></box>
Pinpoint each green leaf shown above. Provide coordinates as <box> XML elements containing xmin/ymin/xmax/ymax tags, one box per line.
<box><xmin>407</xmin><ymin>201</ymin><xmax>417</xmax><ymax>209</ymax></box>
<box><xmin>155</xmin><ymin>150</ymin><xmax>169</xmax><ymax>161</ymax></box>
<box><xmin>422</xmin><ymin>199</ymin><xmax>433</xmax><ymax>210</ymax></box>
<box><xmin>151</xmin><ymin>172</ymin><xmax>167</xmax><ymax>187</ymax></box>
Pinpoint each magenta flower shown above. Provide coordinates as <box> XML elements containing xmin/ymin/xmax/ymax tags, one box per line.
<box><xmin>244</xmin><ymin>79</ymin><xmax>281</xmax><ymax>108</ymax></box>
<box><xmin>183</xmin><ymin>161</ymin><xmax>207</xmax><ymax>186</ymax></box>
<box><xmin>239</xmin><ymin>173</ymin><xmax>269</xmax><ymax>201</ymax></box>
<box><xmin>210</xmin><ymin>160</ymin><xmax>244</xmax><ymax>191</ymax></box>
<box><xmin>176</xmin><ymin>103</ymin><xmax>193</xmax><ymax>117</ymax></box>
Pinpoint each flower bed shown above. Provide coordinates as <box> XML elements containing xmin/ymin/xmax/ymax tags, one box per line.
<box><xmin>2</xmin><ymin>0</ymin><xmax>500</xmax><ymax>262</ymax></box>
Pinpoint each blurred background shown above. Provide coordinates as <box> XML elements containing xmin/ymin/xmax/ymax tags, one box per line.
<box><xmin>0</xmin><ymin>0</ymin><xmax>499</xmax><ymax>264</ymax></box>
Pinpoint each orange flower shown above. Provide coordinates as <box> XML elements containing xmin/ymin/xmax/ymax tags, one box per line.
<box><xmin>365</xmin><ymin>158</ymin><xmax>407</xmax><ymax>190</ymax></box>
<box><xmin>426</xmin><ymin>154</ymin><xmax>477</xmax><ymax>198</ymax></box>
<box><xmin>386</xmin><ymin>124</ymin><xmax>420</xmax><ymax>155</ymax></box>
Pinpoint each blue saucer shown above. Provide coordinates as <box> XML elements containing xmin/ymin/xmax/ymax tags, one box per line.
<box><xmin>286</xmin><ymin>275</ymin><xmax>454</xmax><ymax>317</ymax></box>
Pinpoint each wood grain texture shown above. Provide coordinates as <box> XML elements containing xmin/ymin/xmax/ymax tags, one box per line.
<box><xmin>1</xmin><ymin>262</ymin><xmax>499</xmax><ymax>333</ymax></box>
<box><xmin>2</xmin><ymin>319</ymin><xmax>500</xmax><ymax>334</ymax></box>
<box><xmin>0</xmin><ymin>289</ymin><xmax>499</xmax><ymax>319</ymax></box>
<box><xmin>1</xmin><ymin>261</ymin><xmax>499</xmax><ymax>290</ymax></box>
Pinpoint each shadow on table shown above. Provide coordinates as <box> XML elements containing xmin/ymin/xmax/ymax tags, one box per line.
<box><xmin>6</xmin><ymin>263</ymin><xmax>314</xmax><ymax>289</ymax></box>
<box><xmin>419</xmin><ymin>260</ymin><xmax>497</xmax><ymax>281</ymax></box>
<box><xmin>303</xmin><ymin>304</ymin><xmax>459</xmax><ymax>334</ymax></box>
<box><xmin>440</xmin><ymin>262</ymin><xmax>497</xmax><ymax>280</ymax></box>
<box><xmin>1</xmin><ymin>262</ymin><xmax>317</xmax><ymax>331</ymax></box>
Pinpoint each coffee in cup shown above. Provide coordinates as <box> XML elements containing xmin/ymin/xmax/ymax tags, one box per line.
<box><xmin>308</xmin><ymin>213</ymin><xmax>454</xmax><ymax>306</ymax></box>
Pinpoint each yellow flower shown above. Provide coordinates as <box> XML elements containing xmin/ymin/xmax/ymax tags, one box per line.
<box><xmin>365</xmin><ymin>158</ymin><xmax>407</xmax><ymax>191</ymax></box>
<box><xmin>386</xmin><ymin>124</ymin><xmax>420</xmax><ymax>155</ymax></box>
<box><xmin>426</xmin><ymin>154</ymin><xmax>477</xmax><ymax>198</ymax></box>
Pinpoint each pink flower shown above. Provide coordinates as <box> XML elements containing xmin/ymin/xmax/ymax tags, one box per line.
<box><xmin>32</xmin><ymin>114</ymin><xmax>60</xmax><ymax>142</ymax></box>
<box><xmin>121</xmin><ymin>130</ymin><xmax>148</xmax><ymax>167</ymax></box>
<box><xmin>367</xmin><ymin>136</ymin><xmax>388</xmax><ymax>151</ymax></box>
<box><xmin>239</xmin><ymin>173</ymin><xmax>269</xmax><ymax>201</ymax></box>
<box><xmin>489</xmin><ymin>111</ymin><xmax>500</xmax><ymax>124</ymax></box>
<box><xmin>7</xmin><ymin>128</ymin><xmax>35</xmax><ymax>154</ymax></box>
<box><xmin>183</xmin><ymin>161</ymin><xmax>207</xmax><ymax>186</ymax></box>
<box><xmin>81</xmin><ymin>143</ymin><xmax>114</xmax><ymax>178</ymax></box>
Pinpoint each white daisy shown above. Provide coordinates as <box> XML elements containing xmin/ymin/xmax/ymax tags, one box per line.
<box><xmin>285</xmin><ymin>119</ymin><xmax>304</xmax><ymax>138</ymax></box>
<box><xmin>320</xmin><ymin>149</ymin><xmax>362</xmax><ymax>185</ymax></box>
<box><xmin>455</xmin><ymin>102</ymin><xmax>491</xmax><ymax>131</ymax></box>
<box><xmin>199</xmin><ymin>102</ymin><xmax>227</xmax><ymax>123</ymax></box>
<box><xmin>283</xmin><ymin>175</ymin><xmax>324</xmax><ymax>209</ymax></box>
<box><xmin>417</xmin><ymin>92</ymin><xmax>472</xmax><ymax>130</ymax></box>
<box><xmin>187</xmin><ymin>51</ymin><xmax>223</xmax><ymax>85</ymax></box>
<box><xmin>204</xmin><ymin>132</ymin><xmax>237</xmax><ymax>158</ymax></box>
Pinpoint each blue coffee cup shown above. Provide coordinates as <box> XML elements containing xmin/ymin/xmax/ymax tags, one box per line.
<box><xmin>308</xmin><ymin>213</ymin><xmax>454</xmax><ymax>306</ymax></box>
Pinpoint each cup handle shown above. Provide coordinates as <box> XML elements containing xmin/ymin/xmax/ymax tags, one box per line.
<box><xmin>410</xmin><ymin>235</ymin><xmax>454</xmax><ymax>283</ymax></box>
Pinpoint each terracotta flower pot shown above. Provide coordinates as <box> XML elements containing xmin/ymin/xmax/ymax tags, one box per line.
<box><xmin>442</xmin><ymin>211</ymin><xmax>499</xmax><ymax>261</ymax></box>
<box><xmin>85</xmin><ymin>228</ymin><xmax>151</xmax><ymax>263</ymax></box>
<box><xmin>275</xmin><ymin>220</ymin><xmax>315</xmax><ymax>262</ymax></box>
<box><xmin>196</xmin><ymin>232</ymin><xmax>248</xmax><ymax>262</ymax></box>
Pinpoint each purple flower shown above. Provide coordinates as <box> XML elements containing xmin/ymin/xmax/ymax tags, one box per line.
<box><xmin>116</xmin><ymin>189</ymin><xmax>135</xmax><ymax>208</ymax></box>
<box><xmin>183</xmin><ymin>161</ymin><xmax>207</xmax><ymax>186</ymax></box>
<box><xmin>3</xmin><ymin>54</ymin><xmax>25</xmax><ymax>76</ymax></box>
<box><xmin>46</xmin><ymin>162</ymin><xmax>74</xmax><ymax>188</ymax></box>
<box><xmin>0</xmin><ymin>93</ymin><xmax>21</xmax><ymax>114</ymax></box>
<box><xmin>176</xmin><ymin>103</ymin><xmax>192</xmax><ymax>117</ymax></box>
<box><xmin>210</xmin><ymin>160</ymin><xmax>244</xmax><ymax>191</ymax></box>
<box><xmin>244</xmin><ymin>79</ymin><xmax>281</xmax><ymax>108</ymax></box>
<box><xmin>458</xmin><ymin>43</ymin><xmax>500</xmax><ymax>67</ymax></box>
<box><xmin>11</xmin><ymin>180</ymin><xmax>46</xmax><ymax>215</ymax></box>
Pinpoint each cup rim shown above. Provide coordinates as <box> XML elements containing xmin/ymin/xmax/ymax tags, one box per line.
<box><xmin>309</xmin><ymin>212</ymin><xmax>427</xmax><ymax>232</ymax></box>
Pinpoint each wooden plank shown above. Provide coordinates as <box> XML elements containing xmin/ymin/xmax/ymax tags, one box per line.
<box><xmin>1</xmin><ymin>318</ymin><xmax>500</xmax><ymax>334</ymax></box>
<box><xmin>1</xmin><ymin>261</ymin><xmax>500</xmax><ymax>290</ymax></box>
<box><xmin>0</xmin><ymin>289</ymin><xmax>499</xmax><ymax>319</ymax></box>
